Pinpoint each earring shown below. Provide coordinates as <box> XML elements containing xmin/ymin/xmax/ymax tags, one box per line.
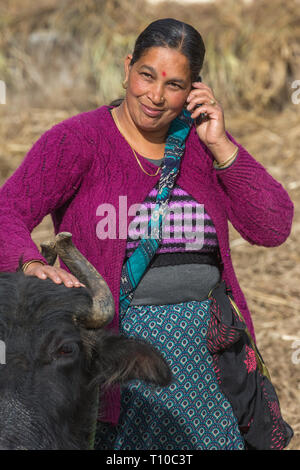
<box><xmin>122</xmin><ymin>80</ymin><xmax>128</xmax><ymax>89</ymax></box>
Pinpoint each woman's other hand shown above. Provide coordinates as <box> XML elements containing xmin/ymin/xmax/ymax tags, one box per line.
<box><xmin>23</xmin><ymin>261</ymin><xmax>85</xmax><ymax>288</ymax></box>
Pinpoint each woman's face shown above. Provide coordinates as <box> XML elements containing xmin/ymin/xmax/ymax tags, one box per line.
<box><xmin>123</xmin><ymin>46</ymin><xmax>193</xmax><ymax>133</ymax></box>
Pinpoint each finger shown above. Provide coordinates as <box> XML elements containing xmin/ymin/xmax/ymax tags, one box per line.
<box><xmin>35</xmin><ymin>268</ymin><xmax>48</xmax><ymax>280</ymax></box>
<box><xmin>39</xmin><ymin>266</ymin><xmax>63</xmax><ymax>284</ymax></box>
<box><xmin>191</xmin><ymin>103</ymin><xmax>220</xmax><ymax>120</ymax></box>
<box><xmin>187</xmin><ymin>98</ymin><xmax>216</xmax><ymax>114</ymax></box>
<box><xmin>39</xmin><ymin>266</ymin><xmax>80</xmax><ymax>287</ymax></box>
<box><xmin>24</xmin><ymin>264</ymin><xmax>49</xmax><ymax>280</ymax></box>
<box><xmin>186</xmin><ymin>92</ymin><xmax>216</xmax><ymax>110</ymax></box>
<box><xmin>55</xmin><ymin>270</ymin><xmax>86</xmax><ymax>288</ymax></box>
<box><xmin>50</xmin><ymin>273</ymin><xmax>63</xmax><ymax>284</ymax></box>
<box><xmin>191</xmin><ymin>81</ymin><xmax>213</xmax><ymax>92</ymax></box>
<box><xmin>26</xmin><ymin>264</ymin><xmax>86</xmax><ymax>288</ymax></box>
<box><xmin>188</xmin><ymin>82</ymin><xmax>214</xmax><ymax>100</ymax></box>
<box><xmin>69</xmin><ymin>274</ymin><xmax>85</xmax><ymax>288</ymax></box>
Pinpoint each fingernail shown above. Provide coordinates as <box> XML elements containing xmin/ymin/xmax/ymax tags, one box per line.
<box><xmin>55</xmin><ymin>277</ymin><xmax>61</xmax><ymax>283</ymax></box>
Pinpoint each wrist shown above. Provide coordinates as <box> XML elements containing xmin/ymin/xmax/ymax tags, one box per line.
<box><xmin>213</xmin><ymin>146</ymin><xmax>239</xmax><ymax>170</ymax></box>
<box><xmin>22</xmin><ymin>260</ymin><xmax>46</xmax><ymax>273</ymax></box>
<box><xmin>207</xmin><ymin>137</ymin><xmax>237</xmax><ymax>164</ymax></box>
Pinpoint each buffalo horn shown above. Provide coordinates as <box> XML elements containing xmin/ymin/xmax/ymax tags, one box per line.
<box><xmin>42</xmin><ymin>232</ymin><xmax>115</xmax><ymax>328</ymax></box>
<box><xmin>40</xmin><ymin>241</ymin><xmax>57</xmax><ymax>266</ymax></box>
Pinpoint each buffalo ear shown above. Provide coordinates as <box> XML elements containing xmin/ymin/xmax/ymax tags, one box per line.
<box><xmin>91</xmin><ymin>332</ymin><xmax>172</xmax><ymax>388</ymax></box>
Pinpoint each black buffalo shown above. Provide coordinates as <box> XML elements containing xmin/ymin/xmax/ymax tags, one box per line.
<box><xmin>0</xmin><ymin>233</ymin><xmax>172</xmax><ymax>450</ymax></box>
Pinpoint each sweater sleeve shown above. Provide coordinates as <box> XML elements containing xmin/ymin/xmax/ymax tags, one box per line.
<box><xmin>213</xmin><ymin>131</ymin><xmax>294</xmax><ymax>247</ymax></box>
<box><xmin>0</xmin><ymin>123</ymin><xmax>92</xmax><ymax>271</ymax></box>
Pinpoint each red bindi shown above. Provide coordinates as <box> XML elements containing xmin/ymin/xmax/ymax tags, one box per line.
<box><xmin>162</xmin><ymin>71</ymin><xmax>166</xmax><ymax>77</ymax></box>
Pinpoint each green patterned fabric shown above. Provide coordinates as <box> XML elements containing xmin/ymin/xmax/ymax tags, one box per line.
<box><xmin>95</xmin><ymin>299</ymin><xmax>244</xmax><ymax>450</ymax></box>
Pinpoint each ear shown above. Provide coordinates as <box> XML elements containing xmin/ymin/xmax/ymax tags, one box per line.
<box><xmin>90</xmin><ymin>331</ymin><xmax>172</xmax><ymax>388</ymax></box>
<box><xmin>123</xmin><ymin>54</ymin><xmax>133</xmax><ymax>83</ymax></box>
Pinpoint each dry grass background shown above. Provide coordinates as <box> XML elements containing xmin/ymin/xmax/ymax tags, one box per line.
<box><xmin>0</xmin><ymin>0</ymin><xmax>299</xmax><ymax>450</ymax></box>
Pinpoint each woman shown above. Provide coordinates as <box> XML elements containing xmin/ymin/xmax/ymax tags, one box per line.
<box><xmin>0</xmin><ymin>19</ymin><xmax>293</xmax><ymax>450</ymax></box>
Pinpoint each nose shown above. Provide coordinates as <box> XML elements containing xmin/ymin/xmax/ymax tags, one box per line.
<box><xmin>148</xmin><ymin>83</ymin><xmax>165</xmax><ymax>106</ymax></box>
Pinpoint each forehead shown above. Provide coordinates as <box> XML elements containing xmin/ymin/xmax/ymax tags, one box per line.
<box><xmin>135</xmin><ymin>47</ymin><xmax>191</xmax><ymax>79</ymax></box>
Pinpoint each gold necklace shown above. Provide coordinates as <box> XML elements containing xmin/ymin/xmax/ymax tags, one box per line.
<box><xmin>112</xmin><ymin>108</ymin><xmax>162</xmax><ymax>177</ymax></box>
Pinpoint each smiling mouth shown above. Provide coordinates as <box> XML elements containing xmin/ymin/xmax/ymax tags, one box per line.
<box><xmin>140</xmin><ymin>103</ymin><xmax>164</xmax><ymax>117</ymax></box>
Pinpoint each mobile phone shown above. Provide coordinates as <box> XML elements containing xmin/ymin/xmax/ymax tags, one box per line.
<box><xmin>193</xmin><ymin>75</ymin><xmax>207</xmax><ymax>122</ymax></box>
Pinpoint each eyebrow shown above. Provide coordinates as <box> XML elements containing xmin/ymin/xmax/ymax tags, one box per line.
<box><xmin>139</xmin><ymin>65</ymin><xmax>187</xmax><ymax>84</ymax></box>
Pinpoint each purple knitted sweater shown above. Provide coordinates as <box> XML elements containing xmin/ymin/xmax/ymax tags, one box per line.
<box><xmin>0</xmin><ymin>105</ymin><xmax>294</xmax><ymax>424</ymax></box>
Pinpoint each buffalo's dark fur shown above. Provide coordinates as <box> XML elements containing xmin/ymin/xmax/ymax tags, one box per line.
<box><xmin>0</xmin><ymin>272</ymin><xmax>172</xmax><ymax>450</ymax></box>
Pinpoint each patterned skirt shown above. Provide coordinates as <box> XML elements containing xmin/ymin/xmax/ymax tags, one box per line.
<box><xmin>94</xmin><ymin>299</ymin><xmax>245</xmax><ymax>450</ymax></box>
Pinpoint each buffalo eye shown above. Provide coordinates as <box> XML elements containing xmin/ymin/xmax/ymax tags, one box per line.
<box><xmin>55</xmin><ymin>342</ymin><xmax>79</xmax><ymax>359</ymax></box>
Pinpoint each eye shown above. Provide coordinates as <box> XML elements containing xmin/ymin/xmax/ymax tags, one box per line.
<box><xmin>168</xmin><ymin>82</ymin><xmax>182</xmax><ymax>89</ymax></box>
<box><xmin>141</xmin><ymin>72</ymin><xmax>153</xmax><ymax>79</ymax></box>
<box><xmin>56</xmin><ymin>342</ymin><xmax>79</xmax><ymax>358</ymax></box>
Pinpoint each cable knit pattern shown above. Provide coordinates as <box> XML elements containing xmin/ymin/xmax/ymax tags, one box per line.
<box><xmin>0</xmin><ymin>105</ymin><xmax>294</xmax><ymax>424</ymax></box>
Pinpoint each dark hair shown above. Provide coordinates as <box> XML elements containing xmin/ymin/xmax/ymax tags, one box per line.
<box><xmin>109</xmin><ymin>18</ymin><xmax>205</xmax><ymax>107</ymax></box>
<box><xmin>130</xmin><ymin>18</ymin><xmax>205</xmax><ymax>82</ymax></box>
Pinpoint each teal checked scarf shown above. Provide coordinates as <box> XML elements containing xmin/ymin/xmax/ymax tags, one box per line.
<box><xmin>119</xmin><ymin>109</ymin><xmax>193</xmax><ymax>315</ymax></box>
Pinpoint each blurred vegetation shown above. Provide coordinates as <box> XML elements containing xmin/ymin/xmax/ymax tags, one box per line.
<box><xmin>0</xmin><ymin>0</ymin><xmax>299</xmax><ymax>111</ymax></box>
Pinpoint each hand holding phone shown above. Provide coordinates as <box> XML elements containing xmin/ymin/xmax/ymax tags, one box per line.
<box><xmin>186</xmin><ymin>77</ymin><xmax>233</xmax><ymax>161</ymax></box>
